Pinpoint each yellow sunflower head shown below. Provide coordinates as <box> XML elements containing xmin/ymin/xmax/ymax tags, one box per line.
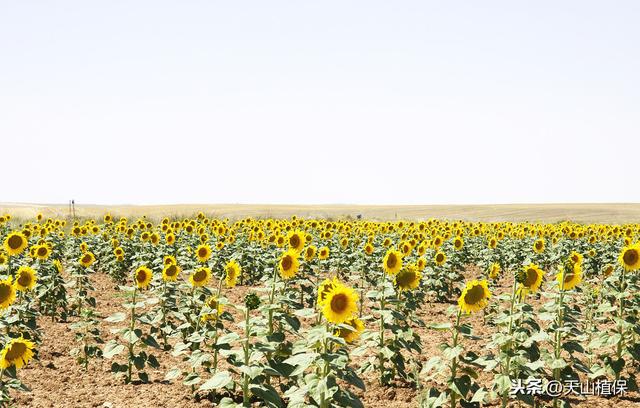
<box><xmin>602</xmin><ymin>264</ymin><xmax>614</xmax><ymax>278</ymax></box>
<box><xmin>166</xmin><ymin>233</ymin><xmax>176</xmax><ymax>245</ymax></box>
<box><xmin>335</xmin><ymin>318</ymin><xmax>365</xmax><ymax>344</ymax></box>
<box><xmin>79</xmin><ymin>242</ymin><xmax>88</xmax><ymax>253</ymax></box>
<box><xmin>134</xmin><ymin>266</ymin><xmax>153</xmax><ymax>289</ymax></box>
<box><xmin>382</xmin><ymin>249</ymin><xmax>403</xmax><ymax>276</ymax></box>
<box><xmin>304</xmin><ymin>245</ymin><xmax>316</xmax><ymax>262</ymax></box>
<box><xmin>434</xmin><ymin>251</ymin><xmax>447</xmax><ymax>266</ymax></box>
<box><xmin>363</xmin><ymin>242</ymin><xmax>374</xmax><ymax>256</ymax></box>
<box><xmin>0</xmin><ymin>276</ymin><xmax>16</xmax><ymax>310</ymax></box>
<box><xmin>79</xmin><ymin>251</ymin><xmax>96</xmax><ymax>268</ymax></box>
<box><xmin>34</xmin><ymin>244</ymin><xmax>51</xmax><ymax>260</ymax></box>
<box><xmin>287</xmin><ymin>230</ymin><xmax>306</xmax><ymax>253</ymax></box>
<box><xmin>517</xmin><ymin>264</ymin><xmax>544</xmax><ymax>296</ymax></box>
<box><xmin>318</xmin><ymin>246</ymin><xmax>330</xmax><ymax>260</ymax></box>
<box><xmin>15</xmin><ymin>266</ymin><xmax>37</xmax><ymax>291</ymax></box>
<box><xmin>162</xmin><ymin>263</ymin><xmax>180</xmax><ymax>282</ymax></box>
<box><xmin>453</xmin><ymin>236</ymin><xmax>464</xmax><ymax>251</ymax></box>
<box><xmin>189</xmin><ymin>267</ymin><xmax>211</xmax><ymax>287</ymax></box>
<box><xmin>163</xmin><ymin>255</ymin><xmax>176</xmax><ymax>266</ymax></box>
<box><xmin>458</xmin><ymin>279</ymin><xmax>491</xmax><ymax>314</ymax></box>
<box><xmin>569</xmin><ymin>251</ymin><xmax>583</xmax><ymax>265</ymax></box>
<box><xmin>201</xmin><ymin>295</ymin><xmax>224</xmax><ymax>322</ymax></box>
<box><xmin>394</xmin><ymin>266</ymin><xmax>422</xmax><ymax>291</ymax></box>
<box><xmin>4</xmin><ymin>232</ymin><xmax>28</xmax><ymax>256</ymax></box>
<box><xmin>322</xmin><ymin>283</ymin><xmax>359</xmax><ymax>324</ymax></box>
<box><xmin>317</xmin><ymin>277</ymin><xmax>339</xmax><ymax>306</ymax></box>
<box><xmin>533</xmin><ymin>238</ymin><xmax>545</xmax><ymax>254</ymax></box>
<box><xmin>225</xmin><ymin>260</ymin><xmax>241</xmax><ymax>288</ymax></box>
<box><xmin>488</xmin><ymin>262</ymin><xmax>501</xmax><ymax>280</ymax></box>
<box><xmin>0</xmin><ymin>252</ymin><xmax>6</xmax><ymax>265</ymax></box>
<box><xmin>557</xmin><ymin>261</ymin><xmax>582</xmax><ymax>291</ymax></box>
<box><xmin>619</xmin><ymin>243</ymin><xmax>640</xmax><ymax>271</ymax></box>
<box><xmin>278</xmin><ymin>250</ymin><xmax>300</xmax><ymax>280</ymax></box>
<box><xmin>195</xmin><ymin>244</ymin><xmax>212</xmax><ymax>263</ymax></box>
<box><xmin>53</xmin><ymin>259</ymin><xmax>63</xmax><ymax>274</ymax></box>
<box><xmin>0</xmin><ymin>337</ymin><xmax>35</xmax><ymax>369</ymax></box>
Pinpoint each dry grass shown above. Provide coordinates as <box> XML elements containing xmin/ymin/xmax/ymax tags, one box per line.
<box><xmin>2</xmin><ymin>203</ymin><xmax>640</xmax><ymax>223</ymax></box>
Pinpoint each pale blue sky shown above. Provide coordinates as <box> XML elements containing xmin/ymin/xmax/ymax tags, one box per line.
<box><xmin>1</xmin><ymin>1</ymin><xmax>638</xmax><ymax>205</ymax></box>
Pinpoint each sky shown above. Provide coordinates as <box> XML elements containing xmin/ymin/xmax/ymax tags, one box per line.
<box><xmin>1</xmin><ymin>1</ymin><xmax>639</xmax><ymax>205</ymax></box>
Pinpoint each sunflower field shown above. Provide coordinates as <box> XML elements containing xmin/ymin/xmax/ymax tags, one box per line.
<box><xmin>0</xmin><ymin>212</ymin><xmax>639</xmax><ymax>407</ymax></box>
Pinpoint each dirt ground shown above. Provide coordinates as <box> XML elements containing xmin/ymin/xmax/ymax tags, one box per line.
<box><xmin>12</xmin><ymin>271</ymin><xmax>640</xmax><ymax>408</ymax></box>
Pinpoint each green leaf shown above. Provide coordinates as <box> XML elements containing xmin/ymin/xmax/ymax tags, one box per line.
<box><xmin>494</xmin><ymin>374</ymin><xmax>511</xmax><ymax>394</ymax></box>
<box><xmin>198</xmin><ymin>371</ymin><xmax>232</xmax><ymax>391</ymax></box>
<box><xmin>104</xmin><ymin>312</ymin><xmax>126</xmax><ymax>323</ymax></box>
<box><xmin>164</xmin><ymin>367</ymin><xmax>182</xmax><ymax>381</ymax></box>
<box><xmin>429</xmin><ymin>323</ymin><xmax>452</xmax><ymax>331</ymax></box>
<box><xmin>470</xmin><ymin>387</ymin><xmax>487</xmax><ymax>403</ymax></box>
<box><xmin>250</xmin><ymin>384</ymin><xmax>284</xmax><ymax>408</ymax></box>
<box><xmin>103</xmin><ymin>341</ymin><xmax>125</xmax><ymax>359</ymax></box>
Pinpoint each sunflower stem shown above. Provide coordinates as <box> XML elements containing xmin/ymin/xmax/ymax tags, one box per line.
<box><xmin>450</xmin><ymin>308</ymin><xmax>462</xmax><ymax>408</ymax></box>
<box><xmin>615</xmin><ymin>267</ymin><xmax>626</xmax><ymax>382</ymax></box>
<box><xmin>553</xmin><ymin>286</ymin><xmax>565</xmax><ymax>408</ymax></box>
<box><xmin>242</xmin><ymin>306</ymin><xmax>251</xmax><ymax>407</ymax></box>
<box><xmin>501</xmin><ymin>278</ymin><xmax>518</xmax><ymax>408</ymax></box>
<box><xmin>127</xmin><ymin>287</ymin><xmax>137</xmax><ymax>384</ymax></box>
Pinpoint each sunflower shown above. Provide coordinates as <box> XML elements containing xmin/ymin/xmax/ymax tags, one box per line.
<box><xmin>619</xmin><ymin>243</ymin><xmax>640</xmax><ymax>271</ymax></box>
<box><xmin>317</xmin><ymin>277</ymin><xmax>339</xmax><ymax>306</ymax></box>
<box><xmin>416</xmin><ymin>257</ymin><xmax>427</xmax><ymax>270</ymax></box>
<box><xmin>0</xmin><ymin>276</ymin><xmax>16</xmax><ymax>310</ymax></box>
<box><xmin>0</xmin><ymin>337</ymin><xmax>35</xmax><ymax>369</ymax></box>
<box><xmin>0</xmin><ymin>252</ymin><xmax>7</xmax><ymax>265</ymax></box>
<box><xmin>394</xmin><ymin>266</ymin><xmax>422</xmax><ymax>291</ymax></box>
<box><xmin>79</xmin><ymin>251</ymin><xmax>96</xmax><ymax>268</ymax></box>
<box><xmin>488</xmin><ymin>262</ymin><xmax>501</xmax><ymax>280</ymax></box>
<box><xmin>4</xmin><ymin>232</ymin><xmax>27</xmax><ymax>256</ymax></box>
<box><xmin>79</xmin><ymin>242</ymin><xmax>88</xmax><ymax>253</ymax></box>
<box><xmin>318</xmin><ymin>246</ymin><xmax>330</xmax><ymax>260</ymax></box>
<box><xmin>53</xmin><ymin>259</ymin><xmax>63</xmax><ymax>273</ymax></box>
<box><xmin>557</xmin><ymin>261</ymin><xmax>582</xmax><ymax>291</ymax></box>
<box><xmin>134</xmin><ymin>266</ymin><xmax>153</xmax><ymax>289</ymax></box>
<box><xmin>533</xmin><ymin>238</ymin><xmax>545</xmax><ymax>254</ymax></box>
<box><xmin>287</xmin><ymin>230</ymin><xmax>306</xmax><ymax>253</ymax></box>
<box><xmin>279</xmin><ymin>250</ymin><xmax>300</xmax><ymax>280</ymax></box>
<box><xmin>434</xmin><ymin>251</ymin><xmax>447</xmax><ymax>266</ymax></box>
<box><xmin>15</xmin><ymin>266</ymin><xmax>37</xmax><ymax>291</ymax></box>
<box><xmin>382</xmin><ymin>249</ymin><xmax>403</xmax><ymax>276</ymax></box>
<box><xmin>488</xmin><ymin>237</ymin><xmax>498</xmax><ymax>249</ymax></box>
<box><xmin>518</xmin><ymin>264</ymin><xmax>544</xmax><ymax>296</ymax></box>
<box><xmin>458</xmin><ymin>280</ymin><xmax>491</xmax><ymax>314</ymax></box>
<box><xmin>114</xmin><ymin>247</ymin><xmax>124</xmax><ymax>257</ymax></box>
<box><xmin>166</xmin><ymin>233</ymin><xmax>176</xmax><ymax>245</ymax></box>
<box><xmin>195</xmin><ymin>244</ymin><xmax>212</xmax><ymax>263</ymax></box>
<box><xmin>453</xmin><ymin>236</ymin><xmax>464</xmax><ymax>251</ymax></box>
<box><xmin>34</xmin><ymin>244</ymin><xmax>51</xmax><ymax>260</ymax></box>
<box><xmin>225</xmin><ymin>260</ymin><xmax>241</xmax><ymax>288</ymax></box>
<box><xmin>335</xmin><ymin>318</ymin><xmax>365</xmax><ymax>344</ymax></box>
<box><xmin>603</xmin><ymin>264</ymin><xmax>614</xmax><ymax>278</ymax></box>
<box><xmin>201</xmin><ymin>295</ymin><xmax>224</xmax><ymax>322</ymax></box>
<box><xmin>304</xmin><ymin>245</ymin><xmax>316</xmax><ymax>262</ymax></box>
<box><xmin>190</xmin><ymin>267</ymin><xmax>211</xmax><ymax>287</ymax></box>
<box><xmin>162</xmin><ymin>263</ymin><xmax>180</xmax><ymax>282</ymax></box>
<box><xmin>569</xmin><ymin>251</ymin><xmax>583</xmax><ymax>265</ymax></box>
<box><xmin>322</xmin><ymin>284</ymin><xmax>358</xmax><ymax>324</ymax></box>
<box><xmin>163</xmin><ymin>255</ymin><xmax>176</xmax><ymax>266</ymax></box>
<box><xmin>363</xmin><ymin>242</ymin><xmax>374</xmax><ymax>256</ymax></box>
